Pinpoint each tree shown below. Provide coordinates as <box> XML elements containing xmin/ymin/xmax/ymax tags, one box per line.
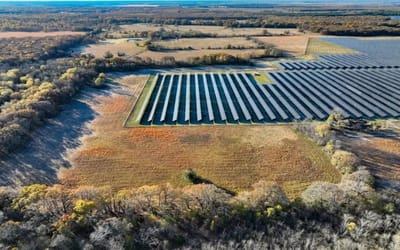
<box><xmin>301</xmin><ymin>182</ymin><xmax>345</xmax><ymax>209</ymax></box>
<box><xmin>94</xmin><ymin>73</ymin><xmax>106</xmax><ymax>88</ymax></box>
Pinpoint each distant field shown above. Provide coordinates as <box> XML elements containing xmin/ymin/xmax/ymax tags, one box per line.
<box><xmin>0</xmin><ymin>31</ymin><xmax>85</xmax><ymax>38</ymax></box>
<box><xmin>78</xmin><ymin>38</ymin><xmax>146</xmax><ymax>58</ymax></box>
<box><xmin>305</xmin><ymin>38</ymin><xmax>357</xmax><ymax>55</ymax></box>
<box><xmin>153</xmin><ymin>37</ymin><xmax>258</xmax><ymax>50</ymax></box>
<box><xmin>138</xmin><ymin>48</ymin><xmax>265</xmax><ymax>61</ymax></box>
<box><xmin>254</xmin><ymin>35</ymin><xmax>314</xmax><ymax>56</ymax></box>
<box><xmin>61</xmin><ymin>74</ymin><xmax>341</xmax><ymax>198</ymax></box>
<box><xmin>116</xmin><ymin>24</ymin><xmax>301</xmax><ymax>37</ymax></box>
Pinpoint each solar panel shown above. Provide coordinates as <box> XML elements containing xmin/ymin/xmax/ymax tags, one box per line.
<box><xmin>185</xmin><ymin>73</ymin><xmax>190</xmax><ymax>122</ymax></box>
<box><xmin>270</xmin><ymin>72</ymin><xmax>315</xmax><ymax>119</ymax></box>
<box><xmin>148</xmin><ymin>74</ymin><xmax>166</xmax><ymax>122</ymax></box>
<box><xmin>233</xmin><ymin>73</ymin><xmax>264</xmax><ymax>120</ymax></box>
<box><xmin>225</xmin><ymin>73</ymin><xmax>251</xmax><ymax>121</ymax></box>
<box><xmin>160</xmin><ymin>74</ymin><xmax>175</xmax><ymax>122</ymax></box>
<box><xmin>202</xmin><ymin>73</ymin><xmax>214</xmax><ymax>121</ymax></box>
<box><xmin>240</xmin><ymin>72</ymin><xmax>277</xmax><ymax>120</ymax></box>
<box><xmin>218</xmin><ymin>73</ymin><xmax>239</xmax><ymax>121</ymax></box>
<box><xmin>312</xmin><ymin>71</ymin><xmax>375</xmax><ymax>118</ymax></box>
<box><xmin>301</xmin><ymin>71</ymin><xmax>363</xmax><ymax>118</ymax></box>
<box><xmin>172</xmin><ymin>74</ymin><xmax>182</xmax><ymax>122</ymax></box>
<box><xmin>210</xmin><ymin>73</ymin><xmax>227</xmax><ymax>121</ymax></box>
<box><xmin>195</xmin><ymin>73</ymin><xmax>202</xmax><ymax>121</ymax></box>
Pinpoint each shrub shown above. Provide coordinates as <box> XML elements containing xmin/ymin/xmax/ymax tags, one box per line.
<box><xmin>182</xmin><ymin>168</ymin><xmax>202</xmax><ymax>184</ymax></box>
<box><xmin>235</xmin><ymin>181</ymin><xmax>289</xmax><ymax>209</ymax></box>
<box><xmin>315</xmin><ymin>123</ymin><xmax>330</xmax><ymax>138</ymax></box>
<box><xmin>301</xmin><ymin>182</ymin><xmax>345</xmax><ymax>209</ymax></box>
<box><xmin>331</xmin><ymin>150</ymin><xmax>359</xmax><ymax>174</ymax></box>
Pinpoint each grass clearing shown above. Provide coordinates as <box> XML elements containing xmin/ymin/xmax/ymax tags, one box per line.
<box><xmin>61</xmin><ymin>75</ymin><xmax>341</xmax><ymax>199</ymax></box>
<box><xmin>251</xmin><ymin>71</ymin><xmax>273</xmax><ymax>84</ymax></box>
<box><xmin>125</xmin><ymin>75</ymin><xmax>156</xmax><ymax>126</ymax></box>
<box><xmin>78</xmin><ymin>38</ymin><xmax>147</xmax><ymax>58</ymax></box>
<box><xmin>305</xmin><ymin>37</ymin><xmax>358</xmax><ymax>55</ymax></box>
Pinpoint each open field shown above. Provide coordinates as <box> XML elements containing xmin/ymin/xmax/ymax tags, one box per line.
<box><xmin>78</xmin><ymin>38</ymin><xmax>146</xmax><ymax>58</ymax></box>
<box><xmin>0</xmin><ymin>31</ymin><xmax>85</xmax><ymax>38</ymax></box>
<box><xmin>61</xmin><ymin>74</ymin><xmax>341</xmax><ymax>198</ymax></box>
<box><xmin>138</xmin><ymin>48</ymin><xmax>266</xmax><ymax>61</ymax></box>
<box><xmin>153</xmin><ymin>37</ymin><xmax>258</xmax><ymax>50</ymax></box>
<box><xmin>253</xmin><ymin>35</ymin><xmax>314</xmax><ymax>56</ymax></box>
<box><xmin>115</xmin><ymin>24</ymin><xmax>302</xmax><ymax>37</ymax></box>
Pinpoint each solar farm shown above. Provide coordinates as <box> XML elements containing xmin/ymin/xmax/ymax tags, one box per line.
<box><xmin>127</xmin><ymin>38</ymin><xmax>400</xmax><ymax>126</ymax></box>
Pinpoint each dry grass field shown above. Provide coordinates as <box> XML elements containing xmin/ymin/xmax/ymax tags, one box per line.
<box><xmin>254</xmin><ymin>35</ymin><xmax>314</xmax><ymax>56</ymax></box>
<box><xmin>0</xmin><ymin>31</ymin><xmax>85</xmax><ymax>38</ymax></box>
<box><xmin>60</xmin><ymin>74</ymin><xmax>341</xmax><ymax>198</ymax></box>
<box><xmin>115</xmin><ymin>24</ymin><xmax>301</xmax><ymax>37</ymax></box>
<box><xmin>79</xmin><ymin>39</ymin><xmax>146</xmax><ymax>58</ymax></box>
<box><xmin>153</xmin><ymin>37</ymin><xmax>258</xmax><ymax>50</ymax></box>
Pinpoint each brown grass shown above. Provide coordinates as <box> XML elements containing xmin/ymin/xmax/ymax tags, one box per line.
<box><xmin>0</xmin><ymin>31</ymin><xmax>85</xmax><ymax>38</ymax></box>
<box><xmin>340</xmin><ymin>132</ymin><xmax>400</xmax><ymax>188</ymax></box>
<box><xmin>153</xmin><ymin>37</ymin><xmax>258</xmax><ymax>50</ymax></box>
<box><xmin>138</xmin><ymin>49</ymin><xmax>265</xmax><ymax>61</ymax></box>
<box><xmin>254</xmin><ymin>35</ymin><xmax>317</xmax><ymax>56</ymax></box>
<box><xmin>60</xmin><ymin>75</ymin><xmax>341</xmax><ymax>198</ymax></box>
<box><xmin>79</xmin><ymin>39</ymin><xmax>146</xmax><ymax>58</ymax></box>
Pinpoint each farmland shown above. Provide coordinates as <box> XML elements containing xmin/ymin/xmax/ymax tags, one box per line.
<box><xmin>61</xmin><ymin>74</ymin><xmax>341</xmax><ymax>198</ymax></box>
<box><xmin>253</xmin><ymin>35</ymin><xmax>313</xmax><ymax>56</ymax></box>
<box><xmin>152</xmin><ymin>37</ymin><xmax>259</xmax><ymax>50</ymax></box>
<box><xmin>77</xmin><ymin>38</ymin><xmax>146</xmax><ymax>58</ymax></box>
<box><xmin>114</xmin><ymin>24</ymin><xmax>302</xmax><ymax>38</ymax></box>
<box><xmin>0</xmin><ymin>31</ymin><xmax>85</xmax><ymax>38</ymax></box>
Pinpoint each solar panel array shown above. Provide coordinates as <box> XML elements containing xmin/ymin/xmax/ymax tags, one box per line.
<box><xmin>279</xmin><ymin>38</ymin><xmax>400</xmax><ymax>71</ymax></box>
<box><xmin>138</xmin><ymin>69</ymin><xmax>400</xmax><ymax>125</ymax></box>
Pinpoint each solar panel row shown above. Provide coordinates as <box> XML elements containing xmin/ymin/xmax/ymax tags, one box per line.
<box><xmin>138</xmin><ymin>69</ymin><xmax>400</xmax><ymax>125</ymax></box>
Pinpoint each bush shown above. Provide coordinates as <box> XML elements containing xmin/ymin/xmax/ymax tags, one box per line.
<box><xmin>235</xmin><ymin>181</ymin><xmax>289</xmax><ymax>209</ymax></box>
<box><xmin>331</xmin><ymin>150</ymin><xmax>359</xmax><ymax>174</ymax></box>
<box><xmin>301</xmin><ymin>182</ymin><xmax>345</xmax><ymax>209</ymax></box>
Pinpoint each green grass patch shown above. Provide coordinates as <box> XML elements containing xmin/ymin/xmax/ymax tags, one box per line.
<box><xmin>126</xmin><ymin>75</ymin><xmax>157</xmax><ymax>127</ymax></box>
<box><xmin>252</xmin><ymin>71</ymin><xmax>273</xmax><ymax>84</ymax></box>
<box><xmin>305</xmin><ymin>38</ymin><xmax>358</xmax><ymax>55</ymax></box>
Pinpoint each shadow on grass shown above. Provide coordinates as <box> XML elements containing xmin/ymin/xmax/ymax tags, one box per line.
<box><xmin>0</xmin><ymin>83</ymin><xmax>126</xmax><ymax>187</ymax></box>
